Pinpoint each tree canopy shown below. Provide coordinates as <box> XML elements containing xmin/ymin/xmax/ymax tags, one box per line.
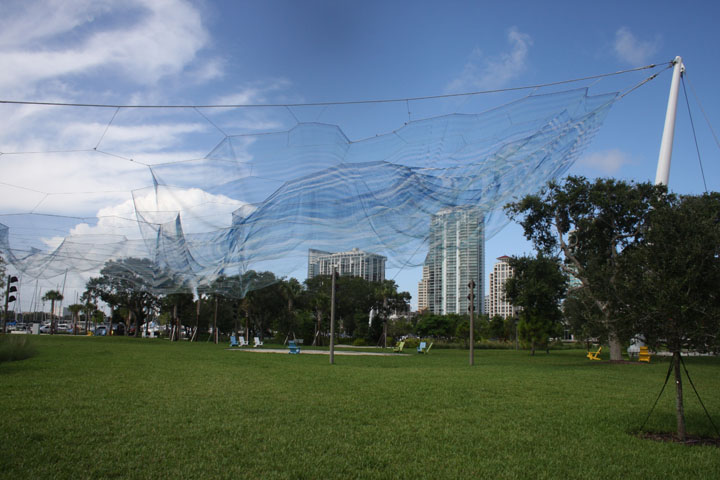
<box><xmin>504</xmin><ymin>254</ymin><xmax>567</xmax><ymax>355</ymax></box>
<box><xmin>505</xmin><ymin>176</ymin><xmax>667</xmax><ymax>360</ymax></box>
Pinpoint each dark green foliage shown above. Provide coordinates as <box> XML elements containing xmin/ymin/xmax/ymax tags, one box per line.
<box><xmin>387</xmin><ymin>316</ymin><xmax>414</xmax><ymax>340</ymax></box>
<box><xmin>301</xmin><ymin>276</ymin><xmax>410</xmax><ymax>345</ymax></box>
<box><xmin>504</xmin><ymin>254</ymin><xmax>567</xmax><ymax>355</ymax></box>
<box><xmin>454</xmin><ymin>316</ymin><xmax>481</xmax><ymax>347</ymax></box>
<box><xmin>415</xmin><ymin>313</ymin><xmax>466</xmax><ymax>338</ymax></box>
<box><xmin>41</xmin><ymin>289</ymin><xmax>63</xmax><ymax>334</ymax></box>
<box><xmin>619</xmin><ymin>192</ymin><xmax>720</xmax><ymax>354</ymax></box>
<box><xmin>0</xmin><ymin>335</ymin><xmax>36</xmax><ymax>363</ymax></box>
<box><xmin>562</xmin><ymin>288</ymin><xmax>606</xmax><ymax>346</ymax></box>
<box><xmin>484</xmin><ymin>314</ymin><xmax>515</xmax><ymax>341</ymax></box>
<box><xmin>505</xmin><ymin>176</ymin><xmax>668</xmax><ymax>360</ymax></box>
<box><xmin>85</xmin><ymin>258</ymin><xmax>161</xmax><ymax>335</ymax></box>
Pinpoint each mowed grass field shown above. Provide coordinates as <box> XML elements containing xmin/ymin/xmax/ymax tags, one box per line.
<box><xmin>1</xmin><ymin>337</ymin><xmax>719</xmax><ymax>479</ymax></box>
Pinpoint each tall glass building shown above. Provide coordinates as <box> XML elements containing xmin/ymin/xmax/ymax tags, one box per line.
<box><xmin>422</xmin><ymin>206</ymin><xmax>484</xmax><ymax>315</ymax></box>
<box><xmin>487</xmin><ymin>255</ymin><xmax>519</xmax><ymax>318</ymax></box>
<box><xmin>308</xmin><ymin>248</ymin><xmax>386</xmax><ymax>282</ymax></box>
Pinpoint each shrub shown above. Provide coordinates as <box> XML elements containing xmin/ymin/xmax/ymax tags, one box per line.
<box><xmin>0</xmin><ymin>335</ymin><xmax>37</xmax><ymax>363</ymax></box>
<box><xmin>352</xmin><ymin>338</ymin><xmax>367</xmax><ymax>346</ymax></box>
<box><xmin>403</xmin><ymin>337</ymin><xmax>420</xmax><ymax>349</ymax></box>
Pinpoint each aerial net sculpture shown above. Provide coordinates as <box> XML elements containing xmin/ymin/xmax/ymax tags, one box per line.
<box><xmin>0</xmin><ymin>65</ymin><xmax>669</xmax><ymax>299</ymax></box>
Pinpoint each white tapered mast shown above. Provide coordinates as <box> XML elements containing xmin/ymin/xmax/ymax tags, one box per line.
<box><xmin>655</xmin><ymin>56</ymin><xmax>685</xmax><ymax>186</ymax></box>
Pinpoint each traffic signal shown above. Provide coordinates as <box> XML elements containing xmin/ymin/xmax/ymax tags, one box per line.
<box><xmin>3</xmin><ymin>275</ymin><xmax>18</xmax><ymax>333</ymax></box>
<box><xmin>7</xmin><ymin>276</ymin><xmax>18</xmax><ymax>303</ymax></box>
<box><xmin>467</xmin><ymin>279</ymin><xmax>475</xmax><ymax>312</ymax></box>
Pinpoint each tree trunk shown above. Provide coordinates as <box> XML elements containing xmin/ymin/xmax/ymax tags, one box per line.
<box><xmin>608</xmin><ymin>331</ymin><xmax>623</xmax><ymax>361</ymax></box>
<box><xmin>213</xmin><ymin>297</ymin><xmax>218</xmax><ymax>344</ymax></box>
<box><xmin>172</xmin><ymin>304</ymin><xmax>178</xmax><ymax>341</ymax></box>
<box><xmin>50</xmin><ymin>300</ymin><xmax>56</xmax><ymax>335</ymax></box>
<box><xmin>312</xmin><ymin>311</ymin><xmax>322</xmax><ymax>346</ymax></box>
<box><xmin>192</xmin><ymin>295</ymin><xmax>201</xmax><ymax>343</ymax></box>
<box><xmin>176</xmin><ymin>303</ymin><xmax>181</xmax><ymax>341</ymax></box>
<box><xmin>383</xmin><ymin>320</ymin><xmax>388</xmax><ymax>349</ymax></box>
<box><xmin>673</xmin><ymin>351</ymin><xmax>686</xmax><ymax>441</ymax></box>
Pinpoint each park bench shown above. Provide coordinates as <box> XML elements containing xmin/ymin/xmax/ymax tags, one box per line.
<box><xmin>638</xmin><ymin>346</ymin><xmax>651</xmax><ymax>362</ymax></box>
<box><xmin>229</xmin><ymin>335</ymin><xmax>239</xmax><ymax>347</ymax></box>
<box><xmin>253</xmin><ymin>337</ymin><xmax>264</xmax><ymax>347</ymax></box>
<box><xmin>288</xmin><ymin>340</ymin><xmax>301</xmax><ymax>354</ymax></box>
<box><xmin>587</xmin><ymin>346</ymin><xmax>602</xmax><ymax>360</ymax></box>
<box><xmin>393</xmin><ymin>341</ymin><xmax>405</xmax><ymax>353</ymax></box>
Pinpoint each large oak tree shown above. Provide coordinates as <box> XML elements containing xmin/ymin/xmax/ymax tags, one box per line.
<box><xmin>505</xmin><ymin>176</ymin><xmax>667</xmax><ymax>360</ymax></box>
<box><xmin>619</xmin><ymin>192</ymin><xmax>720</xmax><ymax>440</ymax></box>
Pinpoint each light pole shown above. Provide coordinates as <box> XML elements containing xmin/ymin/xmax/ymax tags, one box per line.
<box><xmin>468</xmin><ymin>279</ymin><xmax>475</xmax><ymax>366</ymax></box>
<box><xmin>329</xmin><ymin>266</ymin><xmax>337</xmax><ymax>365</ymax></box>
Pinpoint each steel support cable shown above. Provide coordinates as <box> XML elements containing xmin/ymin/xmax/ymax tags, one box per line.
<box><xmin>685</xmin><ymin>75</ymin><xmax>720</xmax><ymax>153</ymax></box>
<box><xmin>679</xmin><ymin>355</ymin><xmax>720</xmax><ymax>438</ymax></box>
<box><xmin>0</xmin><ymin>63</ymin><xmax>671</xmax><ymax>197</ymax></box>
<box><xmin>638</xmin><ymin>357</ymin><xmax>674</xmax><ymax>432</ymax></box>
<box><xmin>0</xmin><ymin>62</ymin><xmax>669</xmax><ymax>109</ymax></box>
<box><xmin>681</xmin><ymin>76</ymin><xmax>708</xmax><ymax>192</ymax></box>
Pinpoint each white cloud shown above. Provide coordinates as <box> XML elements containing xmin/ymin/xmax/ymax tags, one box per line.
<box><xmin>613</xmin><ymin>27</ymin><xmax>659</xmax><ymax>65</ymax></box>
<box><xmin>63</xmin><ymin>121</ymin><xmax>208</xmax><ymax>152</ymax></box>
<box><xmin>576</xmin><ymin>149</ymin><xmax>632</xmax><ymax>174</ymax></box>
<box><xmin>63</xmin><ymin>187</ymin><xmax>249</xmax><ymax>242</ymax></box>
<box><xmin>213</xmin><ymin>79</ymin><xmax>292</xmax><ymax>106</ymax></box>
<box><xmin>0</xmin><ymin>0</ymin><xmax>214</xmax><ymax>93</ymax></box>
<box><xmin>446</xmin><ymin>27</ymin><xmax>532</xmax><ymax>93</ymax></box>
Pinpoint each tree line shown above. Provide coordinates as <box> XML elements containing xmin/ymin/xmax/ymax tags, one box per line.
<box><xmin>504</xmin><ymin>176</ymin><xmax>720</xmax><ymax>440</ymax></box>
<box><xmin>75</xmin><ymin>262</ymin><xmax>414</xmax><ymax>346</ymax></box>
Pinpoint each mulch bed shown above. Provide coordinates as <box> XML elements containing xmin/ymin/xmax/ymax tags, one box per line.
<box><xmin>637</xmin><ymin>431</ymin><xmax>720</xmax><ymax>447</ymax></box>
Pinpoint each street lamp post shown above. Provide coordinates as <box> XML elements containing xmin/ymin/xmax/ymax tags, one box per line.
<box><xmin>468</xmin><ymin>279</ymin><xmax>475</xmax><ymax>366</ymax></box>
<box><xmin>329</xmin><ymin>266</ymin><xmax>337</xmax><ymax>365</ymax></box>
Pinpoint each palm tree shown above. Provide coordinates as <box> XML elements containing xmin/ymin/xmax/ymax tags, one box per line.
<box><xmin>280</xmin><ymin>278</ymin><xmax>303</xmax><ymax>342</ymax></box>
<box><xmin>42</xmin><ymin>290</ymin><xmax>64</xmax><ymax>335</ymax></box>
<box><xmin>67</xmin><ymin>304</ymin><xmax>84</xmax><ymax>335</ymax></box>
<box><xmin>80</xmin><ymin>291</ymin><xmax>96</xmax><ymax>334</ymax></box>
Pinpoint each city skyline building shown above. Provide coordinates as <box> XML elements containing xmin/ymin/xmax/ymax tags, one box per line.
<box><xmin>307</xmin><ymin>248</ymin><xmax>386</xmax><ymax>282</ymax></box>
<box><xmin>417</xmin><ymin>265</ymin><xmax>430</xmax><ymax>313</ymax></box>
<box><xmin>487</xmin><ymin>255</ymin><xmax>519</xmax><ymax>318</ymax></box>
<box><xmin>422</xmin><ymin>206</ymin><xmax>484</xmax><ymax>315</ymax></box>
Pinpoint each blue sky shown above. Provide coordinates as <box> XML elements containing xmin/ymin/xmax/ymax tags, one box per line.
<box><xmin>1</xmin><ymin>0</ymin><xmax>719</xmax><ymax>311</ymax></box>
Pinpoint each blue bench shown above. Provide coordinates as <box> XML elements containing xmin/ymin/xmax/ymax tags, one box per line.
<box><xmin>288</xmin><ymin>340</ymin><xmax>301</xmax><ymax>354</ymax></box>
<box><xmin>417</xmin><ymin>341</ymin><xmax>426</xmax><ymax>353</ymax></box>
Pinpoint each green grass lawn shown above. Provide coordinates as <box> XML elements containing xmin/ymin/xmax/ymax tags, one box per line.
<box><xmin>1</xmin><ymin>337</ymin><xmax>719</xmax><ymax>479</ymax></box>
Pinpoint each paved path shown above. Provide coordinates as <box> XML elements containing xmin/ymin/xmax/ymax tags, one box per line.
<box><xmin>227</xmin><ymin>347</ymin><xmax>408</xmax><ymax>356</ymax></box>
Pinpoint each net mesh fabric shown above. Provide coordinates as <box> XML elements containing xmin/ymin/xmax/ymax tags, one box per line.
<box><xmin>0</xmin><ymin>87</ymin><xmax>617</xmax><ymax>297</ymax></box>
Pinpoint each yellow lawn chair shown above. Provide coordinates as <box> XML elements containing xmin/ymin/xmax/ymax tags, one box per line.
<box><xmin>587</xmin><ymin>346</ymin><xmax>602</xmax><ymax>360</ymax></box>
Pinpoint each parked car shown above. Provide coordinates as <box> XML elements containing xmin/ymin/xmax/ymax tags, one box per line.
<box><xmin>57</xmin><ymin>323</ymin><xmax>72</xmax><ymax>334</ymax></box>
<box><xmin>39</xmin><ymin>323</ymin><xmax>52</xmax><ymax>334</ymax></box>
<box><xmin>93</xmin><ymin>323</ymin><xmax>126</xmax><ymax>336</ymax></box>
